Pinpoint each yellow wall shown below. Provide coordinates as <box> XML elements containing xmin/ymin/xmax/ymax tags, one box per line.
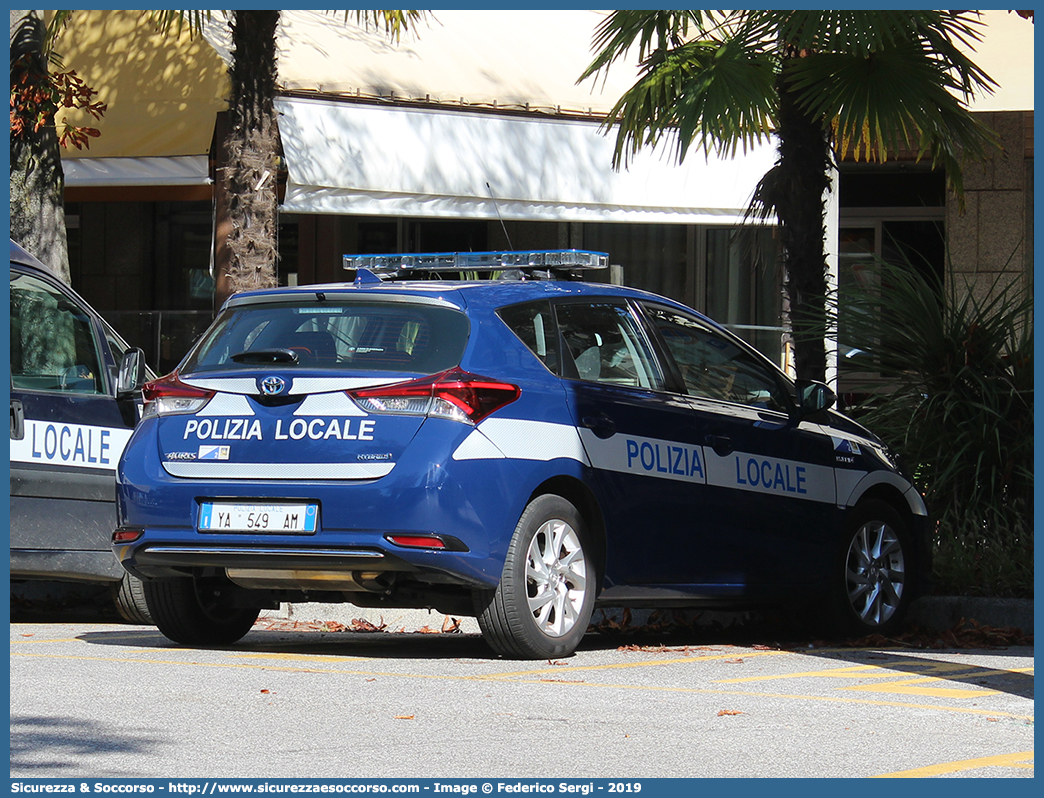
<box><xmin>55</xmin><ymin>10</ymin><xmax>229</xmax><ymax>159</ymax></box>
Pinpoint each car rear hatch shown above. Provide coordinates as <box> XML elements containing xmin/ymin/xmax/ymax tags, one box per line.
<box><xmin>145</xmin><ymin>291</ymin><xmax>473</xmax><ymax>482</ymax></box>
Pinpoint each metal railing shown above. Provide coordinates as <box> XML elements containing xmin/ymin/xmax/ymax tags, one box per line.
<box><xmin>102</xmin><ymin>310</ymin><xmax>214</xmax><ymax>376</ymax></box>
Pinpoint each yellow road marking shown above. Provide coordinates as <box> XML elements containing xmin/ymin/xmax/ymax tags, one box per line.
<box><xmin>843</xmin><ymin>678</ymin><xmax>997</xmax><ymax>698</ymax></box>
<box><xmin>874</xmin><ymin>750</ymin><xmax>1033</xmax><ymax>778</ymax></box>
<box><xmin>718</xmin><ymin>659</ymin><xmax>1033</xmax><ymax>699</ymax></box>
<box><xmin>232</xmin><ymin>651</ymin><xmax>369</xmax><ymax>663</ymax></box>
<box><xmin>11</xmin><ymin>650</ymin><xmax>1034</xmax><ymax>721</ymax></box>
<box><xmin>720</xmin><ymin>659</ymin><xmax>1030</xmax><ymax>683</ymax></box>
<box><xmin>477</xmin><ymin>649</ymin><xmax>789</xmax><ymax>679</ymax></box>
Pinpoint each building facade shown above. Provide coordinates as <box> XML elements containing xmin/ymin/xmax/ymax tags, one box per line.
<box><xmin>53</xmin><ymin>10</ymin><xmax>1033</xmax><ymax>379</ymax></box>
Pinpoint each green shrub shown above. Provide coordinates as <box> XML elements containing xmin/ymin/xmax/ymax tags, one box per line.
<box><xmin>830</xmin><ymin>259</ymin><xmax>1032</xmax><ymax>598</ymax></box>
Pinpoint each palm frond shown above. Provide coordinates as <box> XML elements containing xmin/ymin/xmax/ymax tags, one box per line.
<box><xmin>784</xmin><ymin>40</ymin><xmax>999</xmax><ymax>206</ymax></box>
<box><xmin>347</xmin><ymin>11</ymin><xmax>428</xmax><ymax>44</ymax></box>
<box><xmin>601</xmin><ymin>32</ymin><xmax>778</xmax><ymax>169</ymax></box>
<box><xmin>827</xmin><ymin>248</ymin><xmax>1032</xmax><ymax>523</ymax></box>
<box><xmin>145</xmin><ymin>11</ymin><xmax>215</xmax><ymax>39</ymax></box>
<box><xmin>579</xmin><ymin>10</ymin><xmax>718</xmax><ymax>84</ymax></box>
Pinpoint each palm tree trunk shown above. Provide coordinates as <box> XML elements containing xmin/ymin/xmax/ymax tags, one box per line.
<box><xmin>9</xmin><ymin>11</ymin><xmax>70</xmax><ymax>283</ymax></box>
<box><xmin>214</xmin><ymin>10</ymin><xmax>280</xmax><ymax>310</ymax></box>
<box><xmin>775</xmin><ymin>53</ymin><xmax>833</xmax><ymax>383</ymax></box>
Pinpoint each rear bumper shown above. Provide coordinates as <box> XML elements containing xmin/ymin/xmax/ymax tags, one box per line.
<box><xmin>126</xmin><ymin>542</ymin><xmax>414</xmax><ymax>576</ymax></box>
<box><xmin>116</xmin><ymin>536</ymin><xmax>497</xmax><ymax>590</ymax></box>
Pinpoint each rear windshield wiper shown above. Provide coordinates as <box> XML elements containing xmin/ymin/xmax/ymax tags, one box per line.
<box><xmin>230</xmin><ymin>348</ymin><xmax>300</xmax><ymax>365</ymax></box>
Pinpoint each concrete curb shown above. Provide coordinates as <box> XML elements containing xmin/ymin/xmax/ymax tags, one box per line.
<box><xmin>906</xmin><ymin>595</ymin><xmax>1034</xmax><ymax>634</ymax></box>
<box><xmin>11</xmin><ymin>581</ymin><xmax>1032</xmax><ymax>637</ymax></box>
<box><xmin>268</xmin><ymin>595</ymin><xmax>1034</xmax><ymax>636</ymax></box>
<box><xmin>261</xmin><ymin>602</ymin><xmax>482</xmax><ymax>634</ymax></box>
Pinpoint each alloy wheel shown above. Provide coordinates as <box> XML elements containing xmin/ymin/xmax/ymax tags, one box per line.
<box><xmin>525</xmin><ymin>518</ymin><xmax>588</xmax><ymax>638</ymax></box>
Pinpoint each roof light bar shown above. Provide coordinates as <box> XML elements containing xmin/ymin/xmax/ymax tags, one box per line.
<box><xmin>342</xmin><ymin>249</ymin><xmax>608</xmax><ymax>273</ymax></box>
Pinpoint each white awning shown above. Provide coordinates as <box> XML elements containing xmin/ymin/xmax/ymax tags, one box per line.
<box><xmin>62</xmin><ymin>156</ymin><xmax>211</xmax><ymax>187</ymax></box>
<box><xmin>276</xmin><ymin>96</ymin><xmax>778</xmax><ymax>225</ymax></box>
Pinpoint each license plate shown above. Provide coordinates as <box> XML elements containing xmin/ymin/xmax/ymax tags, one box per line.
<box><xmin>198</xmin><ymin>502</ymin><xmax>318</xmax><ymax>533</ymax></box>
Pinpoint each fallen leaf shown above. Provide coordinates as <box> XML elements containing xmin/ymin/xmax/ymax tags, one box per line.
<box><xmin>351</xmin><ymin>617</ymin><xmax>387</xmax><ymax>633</ymax></box>
<box><xmin>442</xmin><ymin>616</ymin><xmax>461</xmax><ymax>633</ymax></box>
<box><xmin>725</xmin><ymin>658</ymin><xmax>744</xmax><ymax>664</ymax></box>
<box><xmin>260</xmin><ymin>689</ymin><xmax>270</xmax><ymax>694</ymax></box>
<box><xmin>717</xmin><ymin>710</ymin><xmax>744</xmax><ymax>717</ymax></box>
<box><xmin>365</xmin><ymin>678</ymin><xmax>377</xmax><ymax>682</ymax></box>
<box><xmin>416</xmin><ymin>625</ymin><xmax>439</xmax><ymax>634</ymax></box>
<box><xmin>20</xmin><ymin>633</ymin><xmax>34</xmax><ymax>637</ymax></box>
<box><xmin>394</xmin><ymin>715</ymin><xmax>415</xmax><ymax>720</ymax></box>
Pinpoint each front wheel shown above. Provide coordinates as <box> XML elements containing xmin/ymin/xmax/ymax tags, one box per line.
<box><xmin>833</xmin><ymin>499</ymin><xmax>916</xmax><ymax>637</ymax></box>
<box><xmin>477</xmin><ymin>494</ymin><xmax>595</xmax><ymax>659</ymax></box>
<box><xmin>143</xmin><ymin>575</ymin><xmax>260</xmax><ymax>645</ymax></box>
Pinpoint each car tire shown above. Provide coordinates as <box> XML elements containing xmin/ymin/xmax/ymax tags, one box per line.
<box><xmin>143</xmin><ymin>576</ymin><xmax>259</xmax><ymax>645</ymax></box>
<box><xmin>476</xmin><ymin>494</ymin><xmax>595</xmax><ymax>659</ymax></box>
<box><xmin>832</xmin><ymin>499</ymin><xmax>916</xmax><ymax>638</ymax></box>
<box><xmin>110</xmin><ymin>574</ymin><xmax>153</xmax><ymax>625</ymax></box>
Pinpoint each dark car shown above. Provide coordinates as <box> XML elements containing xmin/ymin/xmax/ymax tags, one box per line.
<box><xmin>10</xmin><ymin>240</ymin><xmax>152</xmax><ymax>621</ymax></box>
<box><xmin>114</xmin><ymin>249</ymin><xmax>930</xmax><ymax>657</ymax></box>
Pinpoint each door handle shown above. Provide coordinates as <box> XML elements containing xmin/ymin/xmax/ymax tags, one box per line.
<box><xmin>581</xmin><ymin>414</ymin><xmax>616</xmax><ymax>440</ymax></box>
<box><xmin>704</xmin><ymin>433</ymin><xmax>732</xmax><ymax>456</ymax></box>
<box><xmin>10</xmin><ymin>399</ymin><xmax>24</xmax><ymax>440</ymax></box>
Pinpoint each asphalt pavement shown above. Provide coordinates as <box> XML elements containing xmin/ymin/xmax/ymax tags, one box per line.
<box><xmin>9</xmin><ymin>617</ymin><xmax>1035</xmax><ymax>779</ymax></box>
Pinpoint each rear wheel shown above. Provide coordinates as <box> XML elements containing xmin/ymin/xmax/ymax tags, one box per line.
<box><xmin>110</xmin><ymin>574</ymin><xmax>153</xmax><ymax>625</ymax></box>
<box><xmin>143</xmin><ymin>575</ymin><xmax>259</xmax><ymax>645</ymax></box>
<box><xmin>477</xmin><ymin>494</ymin><xmax>595</xmax><ymax>659</ymax></box>
<box><xmin>833</xmin><ymin>500</ymin><xmax>916</xmax><ymax>637</ymax></box>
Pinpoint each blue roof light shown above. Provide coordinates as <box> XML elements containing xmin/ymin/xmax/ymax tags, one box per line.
<box><xmin>342</xmin><ymin>249</ymin><xmax>608</xmax><ymax>273</ymax></box>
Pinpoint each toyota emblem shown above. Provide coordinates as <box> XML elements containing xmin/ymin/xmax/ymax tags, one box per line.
<box><xmin>259</xmin><ymin>376</ymin><xmax>286</xmax><ymax>396</ymax></box>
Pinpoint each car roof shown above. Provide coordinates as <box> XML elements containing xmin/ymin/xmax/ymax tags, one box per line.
<box><xmin>10</xmin><ymin>239</ymin><xmax>51</xmax><ymax>272</ymax></box>
<box><xmin>224</xmin><ymin>277</ymin><xmax>711</xmax><ymax>320</ymax></box>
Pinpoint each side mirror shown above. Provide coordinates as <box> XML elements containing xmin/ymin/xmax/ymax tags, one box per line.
<box><xmin>795</xmin><ymin>379</ymin><xmax>835</xmax><ymax>416</ymax></box>
<box><xmin>117</xmin><ymin>348</ymin><xmax>147</xmax><ymax>397</ymax></box>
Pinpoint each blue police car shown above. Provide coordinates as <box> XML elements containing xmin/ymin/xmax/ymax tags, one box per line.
<box><xmin>114</xmin><ymin>250</ymin><xmax>930</xmax><ymax>658</ymax></box>
<box><xmin>10</xmin><ymin>240</ymin><xmax>152</xmax><ymax>621</ymax></box>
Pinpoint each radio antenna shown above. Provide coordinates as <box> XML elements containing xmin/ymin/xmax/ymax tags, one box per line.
<box><xmin>486</xmin><ymin>182</ymin><xmax>514</xmax><ymax>250</ymax></box>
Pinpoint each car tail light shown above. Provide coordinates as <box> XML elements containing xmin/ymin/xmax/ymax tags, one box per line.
<box><xmin>113</xmin><ymin>528</ymin><xmax>143</xmax><ymax>543</ymax></box>
<box><xmin>141</xmin><ymin>373</ymin><xmax>214</xmax><ymax>419</ymax></box>
<box><xmin>349</xmin><ymin>368</ymin><xmax>520</xmax><ymax>425</ymax></box>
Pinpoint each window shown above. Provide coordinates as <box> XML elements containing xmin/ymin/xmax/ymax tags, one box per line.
<box><xmin>705</xmin><ymin>227</ymin><xmax>781</xmax><ymax>359</ymax></box>
<box><xmin>497</xmin><ymin>300</ymin><xmax>560</xmax><ymax>375</ymax></box>
<box><xmin>555</xmin><ymin>302</ymin><xmax>663</xmax><ymax>390</ymax></box>
<box><xmin>10</xmin><ymin>271</ymin><xmax>105</xmax><ymax>394</ymax></box>
<box><xmin>182</xmin><ymin>300</ymin><xmax>470</xmax><ymax>375</ymax></box>
<box><xmin>644</xmin><ymin>304</ymin><xmax>789</xmax><ymax>413</ymax></box>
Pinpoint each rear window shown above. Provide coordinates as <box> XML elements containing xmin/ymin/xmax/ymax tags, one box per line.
<box><xmin>181</xmin><ymin>300</ymin><xmax>470</xmax><ymax>375</ymax></box>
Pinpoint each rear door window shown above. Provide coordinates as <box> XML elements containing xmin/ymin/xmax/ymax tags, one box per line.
<box><xmin>555</xmin><ymin>301</ymin><xmax>664</xmax><ymax>391</ymax></box>
<box><xmin>182</xmin><ymin>300</ymin><xmax>470</xmax><ymax>375</ymax></box>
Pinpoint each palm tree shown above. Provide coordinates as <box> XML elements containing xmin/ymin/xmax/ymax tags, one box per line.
<box><xmin>579</xmin><ymin>11</ymin><xmax>999</xmax><ymax>382</ymax></box>
<box><xmin>10</xmin><ymin>10</ymin><xmax>422</xmax><ymax>300</ymax></box>
<box><xmin>211</xmin><ymin>10</ymin><xmax>426</xmax><ymax>310</ymax></box>
<box><xmin>9</xmin><ymin>10</ymin><xmax>102</xmax><ymax>282</ymax></box>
